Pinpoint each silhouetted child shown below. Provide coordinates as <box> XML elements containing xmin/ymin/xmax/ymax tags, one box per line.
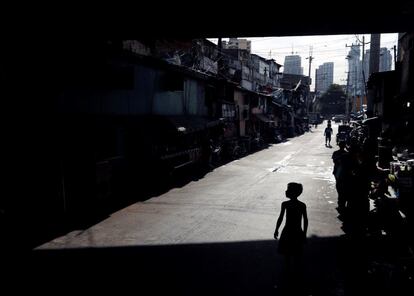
<box><xmin>324</xmin><ymin>124</ymin><xmax>333</xmax><ymax>146</ymax></box>
<box><xmin>274</xmin><ymin>182</ymin><xmax>308</xmax><ymax>281</ymax></box>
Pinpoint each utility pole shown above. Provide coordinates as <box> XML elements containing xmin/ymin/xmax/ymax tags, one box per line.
<box><xmin>348</xmin><ymin>36</ymin><xmax>370</xmax><ymax>99</ymax></box>
<box><xmin>393</xmin><ymin>45</ymin><xmax>397</xmax><ymax>70</ymax></box>
<box><xmin>361</xmin><ymin>36</ymin><xmax>365</xmax><ymax>65</ymax></box>
<box><xmin>306</xmin><ymin>46</ymin><xmax>314</xmax><ymax>78</ymax></box>
<box><xmin>369</xmin><ymin>34</ymin><xmax>381</xmax><ymax>75</ymax></box>
<box><xmin>367</xmin><ymin>33</ymin><xmax>381</xmax><ymax>118</ymax></box>
<box><xmin>346</xmin><ymin>36</ymin><xmax>371</xmax><ymax>117</ymax></box>
<box><xmin>361</xmin><ymin>36</ymin><xmax>368</xmax><ymax>99</ymax></box>
<box><xmin>346</xmin><ymin>43</ymin><xmax>357</xmax><ymax>116</ymax></box>
<box><xmin>306</xmin><ymin>46</ymin><xmax>314</xmax><ymax>114</ymax></box>
<box><xmin>217</xmin><ymin>37</ymin><xmax>222</xmax><ymax>77</ymax></box>
<box><xmin>345</xmin><ymin>71</ymin><xmax>350</xmax><ymax>122</ymax></box>
<box><xmin>361</xmin><ymin>36</ymin><xmax>367</xmax><ymax>114</ymax></box>
<box><xmin>354</xmin><ymin>69</ymin><xmax>358</xmax><ymax>113</ymax></box>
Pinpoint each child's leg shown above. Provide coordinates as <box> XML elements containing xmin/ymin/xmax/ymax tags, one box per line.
<box><xmin>292</xmin><ymin>253</ymin><xmax>306</xmax><ymax>293</ymax></box>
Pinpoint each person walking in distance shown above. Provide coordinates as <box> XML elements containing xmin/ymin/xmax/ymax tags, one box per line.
<box><xmin>324</xmin><ymin>123</ymin><xmax>333</xmax><ymax>147</ymax></box>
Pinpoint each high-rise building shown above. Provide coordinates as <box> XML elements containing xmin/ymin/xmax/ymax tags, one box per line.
<box><xmin>283</xmin><ymin>55</ymin><xmax>303</xmax><ymax>75</ymax></box>
<box><xmin>315</xmin><ymin>62</ymin><xmax>334</xmax><ymax>93</ymax></box>
<box><xmin>222</xmin><ymin>38</ymin><xmax>251</xmax><ymax>53</ymax></box>
<box><xmin>347</xmin><ymin>44</ymin><xmax>364</xmax><ymax>96</ymax></box>
<box><xmin>363</xmin><ymin>50</ymin><xmax>370</xmax><ymax>80</ymax></box>
<box><xmin>379</xmin><ymin>47</ymin><xmax>392</xmax><ymax>72</ymax></box>
<box><xmin>363</xmin><ymin>48</ymin><xmax>393</xmax><ymax>78</ymax></box>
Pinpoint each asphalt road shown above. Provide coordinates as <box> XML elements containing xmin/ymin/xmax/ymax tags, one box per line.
<box><xmin>39</xmin><ymin>124</ymin><xmax>342</xmax><ymax>249</ymax></box>
<box><xmin>28</xmin><ymin>124</ymin><xmax>353</xmax><ymax>295</ymax></box>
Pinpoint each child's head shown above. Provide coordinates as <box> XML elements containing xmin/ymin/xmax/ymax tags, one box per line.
<box><xmin>286</xmin><ymin>182</ymin><xmax>303</xmax><ymax>199</ymax></box>
<box><xmin>338</xmin><ymin>141</ymin><xmax>346</xmax><ymax>149</ymax></box>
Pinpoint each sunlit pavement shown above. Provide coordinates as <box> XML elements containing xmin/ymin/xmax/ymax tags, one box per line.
<box><xmin>39</xmin><ymin>124</ymin><xmax>341</xmax><ymax>249</ymax></box>
<box><xmin>24</xmin><ymin>123</ymin><xmax>412</xmax><ymax>295</ymax></box>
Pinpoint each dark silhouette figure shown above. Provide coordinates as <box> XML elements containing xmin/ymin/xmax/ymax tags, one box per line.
<box><xmin>332</xmin><ymin>141</ymin><xmax>350</xmax><ymax>216</ymax></box>
<box><xmin>274</xmin><ymin>183</ymin><xmax>308</xmax><ymax>293</ymax></box>
<box><xmin>342</xmin><ymin>145</ymin><xmax>370</xmax><ymax>237</ymax></box>
<box><xmin>324</xmin><ymin>124</ymin><xmax>333</xmax><ymax>147</ymax></box>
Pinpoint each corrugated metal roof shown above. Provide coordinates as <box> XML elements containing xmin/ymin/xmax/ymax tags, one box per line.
<box><xmin>254</xmin><ymin>113</ymin><xmax>274</xmax><ymax>123</ymax></box>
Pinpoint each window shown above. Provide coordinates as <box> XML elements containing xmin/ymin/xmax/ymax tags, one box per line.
<box><xmin>80</xmin><ymin>64</ymin><xmax>135</xmax><ymax>89</ymax></box>
<box><xmin>222</xmin><ymin>103</ymin><xmax>236</xmax><ymax>119</ymax></box>
<box><xmin>161</xmin><ymin>73</ymin><xmax>184</xmax><ymax>91</ymax></box>
<box><xmin>105</xmin><ymin>65</ymin><xmax>134</xmax><ymax>89</ymax></box>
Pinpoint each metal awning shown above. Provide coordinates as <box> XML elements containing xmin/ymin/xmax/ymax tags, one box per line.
<box><xmin>272</xmin><ymin>101</ymin><xmax>283</xmax><ymax>108</ymax></box>
<box><xmin>166</xmin><ymin>116</ymin><xmax>222</xmax><ymax>134</ymax></box>
<box><xmin>254</xmin><ymin>113</ymin><xmax>274</xmax><ymax>123</ymax></box>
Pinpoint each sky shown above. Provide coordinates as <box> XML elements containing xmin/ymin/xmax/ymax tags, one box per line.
<box><xmin>209</xmin><ymin>33</ymin><xmax>399</xmax><ymax>91</ymax></box>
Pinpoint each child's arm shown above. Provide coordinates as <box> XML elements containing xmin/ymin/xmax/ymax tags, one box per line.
<box><xmin>274</xmin><ymin>203</ymin><xmax>286</xmax><ymax>239</ymax></box>
<box><xmin>303</xmin><ymin>204</ymin><xmax>308</xmax><ymax>236</ymax></box>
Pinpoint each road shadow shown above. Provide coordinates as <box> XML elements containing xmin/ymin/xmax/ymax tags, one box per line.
<box><xmin>1</xmin><ymin>138</ymin><xmax>293</xmax><ymax>252</ymax></box>
<box><xmin>6</xmin><ymin>236</ymin><xmax>348</xmax><ymax>295</ymax></box>
<box><xmin>7</xmin><ymin>234</ymin><xmax>413</xmax><ymax>295</ymax></box>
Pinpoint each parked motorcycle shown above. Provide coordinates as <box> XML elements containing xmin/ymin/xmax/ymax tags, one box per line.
<box><xmin>209</xmin><ymin>140</ymin><xmax>222</xmax><ymax>166</ymax></box>
<box><xmin>367</xmin><ymin>178</ymin><xmax>407</xmax><ymax>240</ymax></box>
<box><xmin>251</xmin><ymin>136</ymin><xmax>264</xmax><ymax>151</ymax></box>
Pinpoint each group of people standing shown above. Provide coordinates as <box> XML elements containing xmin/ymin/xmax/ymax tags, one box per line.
<box><xmin>331</xmin><ymin>126</ymin><xmax>371</xmax><ymax>236</ymax></box>
<box><xmin>317</xmin><ymin>119</ymin><xmax>373</xmax><ymax>235</ymax></box>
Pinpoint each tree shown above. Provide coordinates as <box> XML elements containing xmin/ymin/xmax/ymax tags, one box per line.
<box><xmin>316</xmin><ymin>84</ymin><xmax>346</xmax><ymax>117</ymax></box>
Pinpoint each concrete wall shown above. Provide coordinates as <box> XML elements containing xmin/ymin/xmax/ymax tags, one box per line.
<box><xmin>58</xmin><ymin>64</ymin><xmax>208</xmax><ymax>117</ymax></box>
<box><xmin>153</xmin><ymin>91</ymin><xmax>184</xmax><ymax>115</ymax></box>
<box><xmin>234</xmin><ymin>90</ymin><xmax>246</xmax><ymax>136</ymax></box>
<box><xmin>58</xmin><ymin>64</ymin><xmax>156</xmax><ymax>115</ymax></box>
<box><xmin>259</xmin><ymin>60</ymin><xmax>269</xmax><ymax>76</ymax></box>
<box><xmin>241</xmin><ymin>79</ymin><xmax>253</xmax><ymax>91</ymax></box>
<box><xmin>184</xmin><ymin>79</ymin><xmax>207</xmax><ymax>116</ymax></box>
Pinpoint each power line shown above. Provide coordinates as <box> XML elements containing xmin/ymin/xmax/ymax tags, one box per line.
<box><xmin>253</xmin><ymin>44</ymin><xmax>349</xmax><ymax>53</ymax></box>
<box><xmin>253</xmin><ymin>44</ymin><xmax>353</xmax><ymax>53</ymax></box>
<box><xmin>251</xmin><ymin>39</ymin><xmax>398</xmax><ymax>55</ymax></box>
<box><xmin>247</xmin><ymin>36</ymin><xmax>355</xmax><ymax>51</ymax></box>
<box><xmin>253</xmin><ymin>48</ymin><xmax>349</xmax><ymax>55</ymax></box>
